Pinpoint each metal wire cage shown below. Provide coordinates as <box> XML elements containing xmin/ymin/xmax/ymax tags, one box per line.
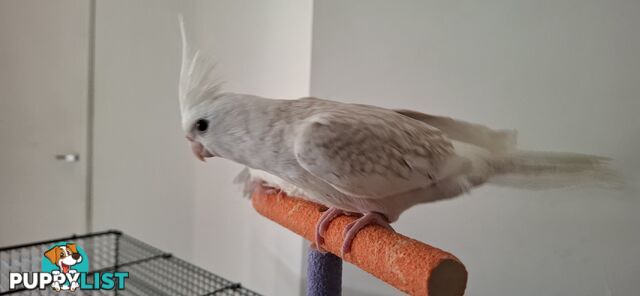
<box><xmin>0</xmin><ymin>230</ymin><xmax>260</xmax><ymax>296</ymax></box>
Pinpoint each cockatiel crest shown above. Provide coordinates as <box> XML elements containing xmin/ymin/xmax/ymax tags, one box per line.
<box><xmin>178</xmin><ymin>15</ymin><xmax>222</xmax><ymax>132</ymax></box>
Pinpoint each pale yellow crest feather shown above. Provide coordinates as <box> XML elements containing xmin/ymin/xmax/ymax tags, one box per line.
<box><xmin>178</xmin><ymin>15</ymin><xmax>222</xmax><ymax>127</ymax></box>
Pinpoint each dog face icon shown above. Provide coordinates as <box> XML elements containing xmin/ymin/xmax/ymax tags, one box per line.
<box><xmin>44</xmin><ymin>243</ymin><xmax>82</xmax><ymax>273</ymax></box>
<box><xmin>43</xmin><ymin>243</ymin><xmax>83</xmax><ymax>291</ymax></box>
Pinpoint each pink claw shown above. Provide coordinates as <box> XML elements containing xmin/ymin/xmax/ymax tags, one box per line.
<box><xmin>314</xmin><ymin>207</ymin><xmax>344</xmax><ymax>253</ymax></box>
<box><xmin>341</xmin><ymin>212</ymin><xmax>393</xmax><ymax>255</ymax></box>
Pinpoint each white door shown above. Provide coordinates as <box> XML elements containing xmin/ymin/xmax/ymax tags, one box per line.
<box><xmin>0</xmin><ymin>0</ymin><xmax>90</xmax><ymax>246</ymax></box>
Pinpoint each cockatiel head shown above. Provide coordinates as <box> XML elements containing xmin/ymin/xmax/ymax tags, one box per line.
<box><xmin>178</xmin><ymin>16</ymin><xmax>220</xmax><ymax>161</ymax></box>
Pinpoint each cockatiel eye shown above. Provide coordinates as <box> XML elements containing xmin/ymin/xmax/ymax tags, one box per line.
<box><xmin>195</xmin><ymin>119</ymin><xmax>209</xmax><ymax>132</ymax></box>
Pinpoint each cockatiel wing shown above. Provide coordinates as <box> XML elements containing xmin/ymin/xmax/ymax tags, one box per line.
<box><xmin>394</xmin><ymin>109</ymin><xmax>517</xmax><ymax>153</ymax></box>
<box><xmin>294</xmin><ymin>110</ymin><xmax>456</xmax><ymax>199</ymax></box>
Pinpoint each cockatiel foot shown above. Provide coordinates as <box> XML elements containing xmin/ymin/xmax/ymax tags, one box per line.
<box><xmin>341</xmin><ymin>212</ymin><xmax>393</xmax><ymax>256</ymax></box>
<box><xmin>313</xmin><ymin>208</ymin><xmax>394</xmax><ymax>256</ymax></box>
<box><xmin>313</xmin><ymin>207</ymin><xmax>345</xmax><ymax>253</ymax></box>
<box><xmin>260</xmin><ymin>182</ymin><xmax>283</xmax><ymax>197</ymax></box>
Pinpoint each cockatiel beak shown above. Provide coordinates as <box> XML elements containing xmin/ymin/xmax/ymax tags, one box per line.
<box><xmin>186</xmin><ymin>134</ymin><xmax>214</xmax><ymax>162</ymax></box>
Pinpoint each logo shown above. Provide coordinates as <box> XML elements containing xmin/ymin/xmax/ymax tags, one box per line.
<box><xmin>9</xmin><ymin>242</ymin><xmax>129</xmax><ymax>292</ymax></box>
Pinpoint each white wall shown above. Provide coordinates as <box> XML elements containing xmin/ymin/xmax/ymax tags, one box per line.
<box><xmin>92</xmin><ymin>0</ymin><xmax>196</xmax><ymax>257</ymax></box>
<box><xmin>310</xmin><ymin>0</ymin><xmax>640</xmax><ymax>295</ymax></box>
<box><xmin>92</xmin><ymin>1</ymin><xmax>312</xmax><ymax>295</ymax></box>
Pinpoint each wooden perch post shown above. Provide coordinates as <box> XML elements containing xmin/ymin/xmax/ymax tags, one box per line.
<box><xmin>252</xmin><ymin>190</ymin><xmax>468</xmax><ymax>296</ymax></box>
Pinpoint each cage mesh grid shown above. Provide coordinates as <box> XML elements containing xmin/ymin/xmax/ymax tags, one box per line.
<box><xmin>0</xmin><ymin>231</ymin><xmax>260</xmax><ymax>296</ymax></box>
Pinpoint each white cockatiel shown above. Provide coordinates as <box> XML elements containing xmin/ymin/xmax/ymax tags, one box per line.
<box><xmin>178</xmin><ymin>19</ymin><xmax>618</xmax><ymax>254</ymax></box>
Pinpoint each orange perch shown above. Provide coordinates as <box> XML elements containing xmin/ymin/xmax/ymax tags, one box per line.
<box><xmin>252</xmin><ymin>190</ymin><xmax>468</xmax><ymax>296</ymax></box>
